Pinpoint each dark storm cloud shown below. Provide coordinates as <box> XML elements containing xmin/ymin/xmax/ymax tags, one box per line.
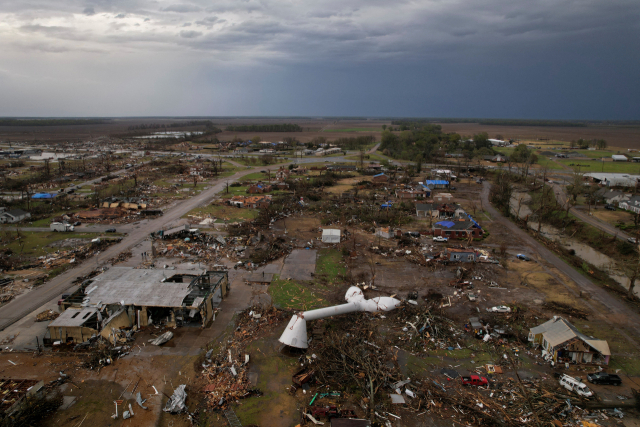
<box><xmin>163</xmin><ymin>4</ymin><xmax>202</xmax><ymax>13</ymax></box>
<box><xmin>179</xmin><ymin>30</ymin><xmax>201</xmax><ymax>38</ymax></box>
<box><xmin>0</xmin><ymin>0</ymin><xmax>638</xmax><ymax>117</ymax></box>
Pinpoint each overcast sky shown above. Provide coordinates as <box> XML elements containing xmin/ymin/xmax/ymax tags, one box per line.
<box><xmin>1</xmin><ymin>0</ymin><xmax>638</xmax><ymax>118</ymax></box>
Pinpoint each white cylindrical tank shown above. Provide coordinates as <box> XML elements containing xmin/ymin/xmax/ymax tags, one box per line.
<box><xmin>279</xmin><ymin>286</ymin><xmax>401</xmax><ymax>348</ymax></box>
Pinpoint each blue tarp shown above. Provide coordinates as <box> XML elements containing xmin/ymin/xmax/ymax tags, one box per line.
<box><xmin>435</xmin><ymin>221</ymin><xmax>456</xmax><ymax>228</ymax></box>
<box><xmin>466</xmin><ymin>214</ymin><xmax>482</xmax><ymax>229</ymax></box>
<box><xmin>426</xmin><ymin>180</ymin><xmax>449</xmax><ymax>185</ymax></box>
<box><xmin>374</xmin><ymin>173</ymin><xmax>386</xmax><ymax>177</ymax></box>
<box><xmin>32</xmin><ymin>193</ymin><xmax>55</xmax><ymax>199</ymax></box>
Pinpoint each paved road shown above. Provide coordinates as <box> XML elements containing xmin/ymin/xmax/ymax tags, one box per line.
<box><xmin>551</xmin><ymin>183</ymin><xmax>633</xmax><ymax>242</ymax></box>
<box><xmin>481</xmin><ymin>182</ymin><xmax>640</xmax><ymax>348</ymax></box>
<box><xmin>0</xmin><ymin>165</ymin><xmax>266</xmax><ymax>331</ymax></box>
<box><xmin>368</xmin><ymin>142</ymin><xmax>381</xmax><ymax>154</ymax></box>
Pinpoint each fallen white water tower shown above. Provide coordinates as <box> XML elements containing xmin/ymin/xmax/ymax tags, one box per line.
<box><xmin>278</xmin><ymin>286</ymin><xmax>401</xmax><ymax>349</ymax></box>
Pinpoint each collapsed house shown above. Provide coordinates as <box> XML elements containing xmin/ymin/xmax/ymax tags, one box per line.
<box><xmin>49</xmin><ymin>267</ymin><xmax>229</xmax><ymax>345</ymax></box>
<box><xmin>528</xmin><ymin>316</ymin><xmax>610</xmax><ymax>365</ymax></box>
<box><xmin>228</xmin><ymin>195</ymin><xmax>271</xmax><ymax>209</ymax></box>
<box><xmin>0</xmin><ymin>379</ymin><xmax>45</xmax><ymax>418</ymax></box>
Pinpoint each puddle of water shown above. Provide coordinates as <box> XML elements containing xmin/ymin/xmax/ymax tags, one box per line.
<box><xmin>510</xmin><ymin>191</ymin><xmax>532</xmax><ymax>219</ymax></box>
<box><xmin>526</xmin><ymin>221</ymin><xmax>638</xmax><ymax>296</ymax></box>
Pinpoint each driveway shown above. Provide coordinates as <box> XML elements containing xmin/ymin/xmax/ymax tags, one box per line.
<box><xmin>551</xmin><ymin>183</ymin><xmax>633</xmax><ymax>242</ymax></box>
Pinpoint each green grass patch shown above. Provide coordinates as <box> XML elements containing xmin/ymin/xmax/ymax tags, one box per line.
<box><xmin>219</xmin><ymin>186</ymin><xmax>249</xmax><ymax>198</ymax></box>
<box><xmin>315</xmin><ymin>248</ymin><xmax>345</xmax><ymax>285</ymax></box>
<box><xmin>269</xmin><ymin>275</ymin><xmax>325</xmax><ymax>310</ymax></box>
<box><xmin>2</xmin><ymin>231</ymin><xmax>102</xmax><ymax>257</ymax></box>
<box><xmin>183</xmin><ymin>204</ymin><xmax>258</xmax><ymax>223</ymax></box>
<box><xmin>240</xmin><ymin>172</ymin><xmax>269</xmax><ymax>182</ymax></box>
<box><xmin>557</xmin><ymin>158</ymin><xmax>640</xmax><ymax>173</ymax></box>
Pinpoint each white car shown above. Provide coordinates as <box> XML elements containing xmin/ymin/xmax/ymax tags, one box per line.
<box><xmin>433</xmin><ymin>236</ymin><xmax>448</xmax><ymax>242</ymax></box>
<box><xmin>486</xmin><ymin>305</ymin><xmax>511</xmax><ymax>313</ymax></box>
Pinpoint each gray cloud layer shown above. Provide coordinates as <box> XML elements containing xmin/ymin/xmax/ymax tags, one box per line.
<box><xmin>0</xmin><ymin>0</ymin><xmax>638</xmax><ymax>117</ymax></box>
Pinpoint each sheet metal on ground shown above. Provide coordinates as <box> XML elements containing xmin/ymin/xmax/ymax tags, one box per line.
<box><xmin>280</xmin><ymin>249</ymin><xmax>317</xmax><ymax>281</ymax></box>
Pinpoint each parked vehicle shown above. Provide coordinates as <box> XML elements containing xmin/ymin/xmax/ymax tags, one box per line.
<box><xmin>587</xmin><ymin>372</ymin><xmax>622</xmax><ymax>386</ymax></box>
<box><xmin>433</xmin><ymin>236</ymin><xmax>448</xmax><ymax>242</ymax></box>
<box><xmin>58</xmin><ymin>293</ymin><xmax>70</xmax><ymax>306</ymax></box>
<box><xmin>605</xmin><ymin>204</ymin><xmax>617</xmax><ymax>211</ymax></box>
<box><xmin>627</xmin><ymin>237</ymin><xmax>637</xmax><ymax>244</ymax></box>
<box><xmin>516</xmin><ymin>254</ymin><xmax>531</xmax><ymax>261</ymax></box>
<box><xmin>467</xmin><ymin>293</ymin><xmax>477</xmax><ymax>301</ymax></box>
<box><xmin>73</xmin><ymin>221</ymin><xmax>81</xmax><ymax>226</ymax></box>
<box><xmin>461</xmin><ymin>375</ymin><xmax>489</xmax><ymax>386</ymax></box>
<box><xmin>105</xmin><ymin>228</ymin><xmax>116</xmax><ymax>233</ymax></box>
<box><xmin>50</xmin><ymin>222</ymin><xmax>74</xmax><ymax>232</ymax></box>
<box><xmin>559</xmin><ymin>374</ymin><xmax>593</xmax><ymax>397</ymax></box>
<box><xmin>486</xmin><ymin>305</ymin><xmax>511</xmax><ymax>313</ymax></box>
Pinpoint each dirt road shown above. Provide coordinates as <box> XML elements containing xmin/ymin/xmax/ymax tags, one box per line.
<box><xmin>551</xmin><ymin>183</ymin><xmax>632</xmax><ymax>241</ymax></box>
<box><xmin>481</xmin><ymin>182</ymin><xmax>640</xmax><ymax>347</ymax></box>
<box><xmin>0</xmin><ymin>166</ymin><xmax>266</xmax><ymax>331</ymax></box>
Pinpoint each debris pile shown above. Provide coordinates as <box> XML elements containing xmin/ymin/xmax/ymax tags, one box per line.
<box><xmin>201</xmin><ymin>307</ymin><xmax>288</xmax><ymax>410</ymax></box>
<box><xmin>36</xmin><ymin>309</ymin><xmax>59</xmax><ymax>322</ymax></box>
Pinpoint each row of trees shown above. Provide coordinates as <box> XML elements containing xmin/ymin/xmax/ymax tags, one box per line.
<box><xmin>224</xmin><ymin>123</ymin><xmax>302</xmax><ymax>132</ymax></box>
<box><xmin>569</xmin><ymin>138</ymin><xmax>607</xmax><ymax>149</ymax></box>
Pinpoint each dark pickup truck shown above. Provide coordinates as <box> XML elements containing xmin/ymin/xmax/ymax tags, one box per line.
<box><xmin>587</xmin><ymin>372</ymin><xmax>622</xmax><ymax>386</ymax></box>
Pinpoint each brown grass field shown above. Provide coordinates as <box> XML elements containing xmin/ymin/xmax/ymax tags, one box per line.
<box><xmin>1</xmin><ymin>118</ymin><xmax>638</xmax><ymax>150</ymax></box>
<box><xmin>438</xmin><ymin>123</ymin><xmax>640</xmax><ymax>150</ymax></box>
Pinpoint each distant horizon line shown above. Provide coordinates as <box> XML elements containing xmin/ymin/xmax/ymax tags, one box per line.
<box><xmin>0</xmin><ymin>116</ymin><xmax>639</xmax><ymax>123</ymax></box>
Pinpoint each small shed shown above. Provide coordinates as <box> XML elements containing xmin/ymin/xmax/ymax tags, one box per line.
<box><xmin>322</xmin><ymin>229</ymin><xmax>341</xmax><ymax>243</ymax></box>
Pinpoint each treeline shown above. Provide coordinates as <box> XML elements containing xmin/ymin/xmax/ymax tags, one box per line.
<box><xmin>390</xmin><ymin>118</ymin><xmax>587</xmax><ymax>127</ymax></box>
<box><xmin>0</xmin><ymin>118</ymin><xmax>111</xmax><ymax>126</ymax></box>
<box><xmin>380</xmin><ymin>124</ymin><xmax>462</xmax><ymax>161</ymax></box>
<box><xmin>333</xmin><ymin>136</ymin><xmax>376</xmax><ymax>150</ymax></box>
<box><xmin>128</xmin><ymin>121</ymin><xmax>221</xmax><ymax>131</ymax></box>
<box><xmin>224</xmin><ymin>124</ymin><xmax>302</xmax><ymax>132</ymax></box>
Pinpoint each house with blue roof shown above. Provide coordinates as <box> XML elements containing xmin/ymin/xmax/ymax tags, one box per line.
<box><xmin>425</xmin><ymin>179</ymin><xmax>449</xmax><ymax>189</ymax></box>
<box><xmin>433</xmin><ymin>218</ymin><xmax>483</xmax><ymax>239</ymax></box>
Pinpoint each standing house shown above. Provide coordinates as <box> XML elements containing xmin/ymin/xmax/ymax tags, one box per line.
<box><xmin>0</xmin><ymin>209</ymin><xmax>30</xmax><ymax>224</ymax></box>
<box><xmin>619</xmin><ymin>195</ymin><xmax>640</xmax><ymax>214</ymax></box>
<box><xmin>372</xmin><ymin>173</ymin><xmax>389</xmax><ymax>183</ymax></box>
<box><xmin>426</xmin><ymin>180</ymin><xmax>449</xmax><ymax>189</ymax></box>
<box><xmin>612</xmin><ymin>155</ymin><xmax>628</xmax><ymax>162</ymax></box>
<box><xmin>433</xmin><ymin>219</ymin><xmax>483</xmax><ymax>239</ymax></box>
<box><xmin>528</xmin><ymin>317</ymin><xmax>610</xmax><ymax>365</ymax></box>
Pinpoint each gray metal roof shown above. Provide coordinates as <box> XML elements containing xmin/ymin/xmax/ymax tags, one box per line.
<box><xmin>84</xmin><ymin>267</ymin><xmax>203</xmax><ymax>308</ymax></box>
<box><xmin>49</xmin><ymin>307</ymin><xmax>99</xmax><ymax>328</ymax></box>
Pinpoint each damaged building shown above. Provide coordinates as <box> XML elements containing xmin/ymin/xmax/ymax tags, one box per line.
<box><xmin>529</xmin><ymin>316</ymin><xmax>611</xmax><ymax>365</ymax></box>
<box><xmin>49</xmin><ymin>267</ymin><xmax>229</xmax><ymax>345</ymax></box>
